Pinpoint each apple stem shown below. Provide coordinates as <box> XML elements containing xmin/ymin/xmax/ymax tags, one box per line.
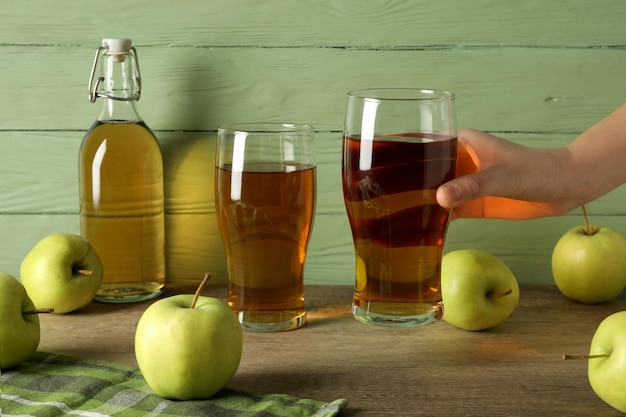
<box><xmin>23</xmin><ymin>308</ymin><xmax>55</xmax><ymax>315</ymax></box>
<box><xmin>191</xmin><ymin>272</ymin><xmax>212</xmax><ymax>309</ymax></box>
<box><xmin>581</xmin><ymin>205</ymin><xmax>592</xmax><ymax>235</ymax></box>
<box><xmin>75</xmin><ymin>269</ymin><xmax>93</xmax><ymax>276</ymax></box>
<box><xmin>562</xmin><ymin>353</ymin><xmax>610</xmax><ymax>360</ymax></box>
<box><xmin>487</xmin><ymin>288</ymin><xmax>513</xmax><ymax>298</ymax></box>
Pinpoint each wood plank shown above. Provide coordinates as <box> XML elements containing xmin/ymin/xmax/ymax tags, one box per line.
<box><xmin>4</xmin><ymin>131</ymin><xmax>626</xmax><ymax>216</ymax></box>
<box><xmin>0</xmin><ymin>213</ymin><xmax>351</xmax><ymax>286</ymax></box>
<box><xmin>2</xmin><ymin>0</ymin><xmax>624</xmax><ymax>47</ymax></box>
<box><xmin>0</xmin><ymin>130</ymin><xmax>344</xmax><ymax>214</ymax></box>
<box><xmin>0</xmin><ymin>47</ymin><xmax>624</xmax><ymax>131</ymax></box>
<box><xmin>35</xmin><ymin>284</ymin><xmax>626</xmax><ymax>416</ymax></box>
<box><xmin>0</xmin><ymin>132</ymin><xmax>79</xmax><ymax>214</ymax></box>
<box><xmin>2</xmin><ymin>210</ymin><xmax>625</xmax><ymax>286</ymax></box>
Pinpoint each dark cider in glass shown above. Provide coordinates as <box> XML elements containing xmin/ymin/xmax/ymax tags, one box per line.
<box><xmin>342</xmin><ymin>133</ymin><xmax>457</xmax><ymax>316</ymax></box>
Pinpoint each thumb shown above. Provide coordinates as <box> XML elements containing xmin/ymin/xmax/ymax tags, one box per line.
<box><xmin>437</xmin><ymin>169</ymin><xmax>501</xmax><ymax>209</ymax></box>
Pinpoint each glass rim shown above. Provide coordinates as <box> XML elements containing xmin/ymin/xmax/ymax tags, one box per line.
<box><xmin>218</xmin><ymin>122</ymin><xmax>314</xmax><ymax>135</ymax></box>
<box><xmin>347</xmin><ymin>88</ymin><xmax>455</xmax><ymax>101</ymax></box>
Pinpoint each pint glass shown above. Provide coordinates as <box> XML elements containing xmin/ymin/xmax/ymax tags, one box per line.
<box><xmin>342</xmin><ymin>88</ymin><xmax>457</xmax><ymax>327</ymax></box>
<box><xmin>215</xmin><ymin>123</ymin><xmax>316</xmax><ymax>332</ymax></box>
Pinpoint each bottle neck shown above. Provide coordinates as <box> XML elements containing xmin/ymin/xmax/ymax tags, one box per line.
<box><xmin>97</xmin><ymin>99</ymin><xmax>142</xmax><ymax>123</ymax></box>
<box><xmin>94</xmin><ymin>50</ymin><xmax>142</xmax><ymax>122</ymax></box>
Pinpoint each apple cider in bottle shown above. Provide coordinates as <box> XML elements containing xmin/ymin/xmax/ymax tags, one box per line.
<box><xmin>79</xmin><ymin>38</ymin><xmax>165</xmax><ymax>302</ymax></box>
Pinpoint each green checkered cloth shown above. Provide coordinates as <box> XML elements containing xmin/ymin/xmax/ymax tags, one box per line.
<box><xmin>1</xmin><ymin>352</ymin><xmax>347</xmax><ymax>416</ymax></box>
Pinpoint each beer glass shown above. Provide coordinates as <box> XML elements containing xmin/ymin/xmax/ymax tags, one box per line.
<box><xmin>215</xmin><ymin>123</ymin><xmax>316</xmax><ymax>332</ymax></box>
<box><xmin>342</xmin><ymin>88</ymin><xmax>457</xmax><ymax>327</ymax></box>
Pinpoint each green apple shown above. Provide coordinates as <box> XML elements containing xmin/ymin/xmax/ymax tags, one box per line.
<box><xmin>0</xmin><ymin>273</ymin><xmax>42</xmax><ymax>369</ymax></box>
<box><xmin>135</xmin><ymin>274</ymin><xmax>243</xmax><ymax>400</ymax></box>
<box><xmin>441</xmin><ymin>249</ymin><xmax>520</xmax><ymax>331</ymax></box>
<box><xmin>552</xmin><ymin>206</ymin><xmax>626</xmax><ymax>304</ymax></box>
<box><xmin>20</xmin><ymin>233</ymin><xmax>103</xmax><ymax>314</ymax></box>
<box><xmin>566</xmin><ymin>311</ymin><xmax>626</xmax><ymax>413</ymax></box>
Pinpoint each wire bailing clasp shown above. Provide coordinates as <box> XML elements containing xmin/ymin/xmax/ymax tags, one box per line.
<box><xmin>88</xmin><ymin>45</ymin><xmax>142</xmax><ymax>103</ymax></box>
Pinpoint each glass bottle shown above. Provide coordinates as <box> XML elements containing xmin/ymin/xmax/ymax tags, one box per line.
<box><xmin>79</xmin><ymin>38</ymin><xmax>165</xmax><ymax>303</ymax></box>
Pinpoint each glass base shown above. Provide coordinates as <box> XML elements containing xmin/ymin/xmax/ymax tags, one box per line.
<box><xmin>94</xmin><ymin>282</ymin><xmax>164</xmax><ymax>303</ymax></box>
<box><xmin>352</xmin><ymin>301</ymin><xmax>443</xmax><ymax>328</ymax></box>
<box><xmin>236</xmin><ymin>310</ymin><xmax>307</xmax><ymax>332</ymax></box>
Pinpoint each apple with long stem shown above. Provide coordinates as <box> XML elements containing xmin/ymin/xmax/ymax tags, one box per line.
<box><xmin>563</xmin><ymin>311</ymin><xmax>626</xmax><ymax>413</ymax></box>
<box><xmin>135</xmin><ymin>273</ymin><xmax>243</xmax><ymax>400</ymax></box>
<box><xmin>0</xmin><ymin>273</ymin><xmax>53</xmax><ymax>369</ymax></box>
<box><xmin>552</xmin><ymin>205</ymin><xmax>626</xmax><ymax>304</ymax></box>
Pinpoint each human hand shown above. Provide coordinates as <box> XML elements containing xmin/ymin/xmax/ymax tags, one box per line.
<box><xmin>437</xmin><ymin>129</ymin><xmax>574</xmax><ymax>220</ymax></box>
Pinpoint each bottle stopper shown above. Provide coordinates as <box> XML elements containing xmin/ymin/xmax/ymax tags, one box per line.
<box><xmin>102</xmin><ymin>38</ymin><xmax>132</xmax><ymax>62</ymax></box>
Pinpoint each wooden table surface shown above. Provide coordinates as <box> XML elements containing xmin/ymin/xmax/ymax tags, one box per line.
<box><xmin>38</xmin><ymin>284</ymin><xmax>626</xmax><ymax>416</ymax></box>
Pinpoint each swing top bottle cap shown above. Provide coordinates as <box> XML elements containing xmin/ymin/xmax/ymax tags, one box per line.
<box><xmin>102</xmin><ymin>38</ymin><xmax>132</xmax><ymax>54</ymax></box>
<box><xmin>88</xmin><ymin>38</ymin><xmax>140</xmax><ymax>101</ymax></box>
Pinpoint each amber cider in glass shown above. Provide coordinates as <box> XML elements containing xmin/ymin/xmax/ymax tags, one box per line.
<box><xmin>215</xmin><ymin>162</ymin><xmax>316</xmax><ymax>331</ymax></box>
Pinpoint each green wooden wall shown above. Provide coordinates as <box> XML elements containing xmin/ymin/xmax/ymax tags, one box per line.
<box><xmin>2</xmin><ymin>0</ymin><xmax>625</xmax><ymax>287</ymax></box>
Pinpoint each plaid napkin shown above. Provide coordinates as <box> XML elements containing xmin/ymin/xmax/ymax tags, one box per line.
<box><xmin>1</xmin><ymin>352</ymin><xmax>347</xmax><ymax>416</ymax></box>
